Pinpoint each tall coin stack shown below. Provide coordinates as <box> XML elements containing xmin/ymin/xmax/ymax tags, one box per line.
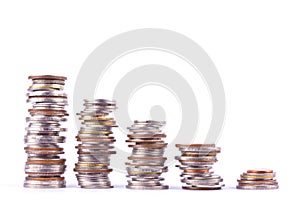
<box><xmin>125</xmin><ymin>120</ymin><xmax>169</xmax><ymax>190</ymax></box>
<box><xmin>236</xmin><ymin>169</ymin><xmax>279</xmax><ymax>190</ymax></box>
<box><xmin>74</xmin><ymin>99</ymin><xmax>117</xmax><ymax>189</ymax></box>
<box><xmin>175</xmin><ymin>144</ymin><xmax>224</xmax><ymax>190</ymax></box>
<box><xmin>24</xmin><ymin>75</ymin><xmax>68</xmax><ymax>188</ymax></box>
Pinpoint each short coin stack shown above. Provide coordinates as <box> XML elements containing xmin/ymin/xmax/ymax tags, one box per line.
<box><xmin>236</xmin><ymin>169</ymin><xmax>279</xmax><ymax>190</ymax></box>
<box><xmin>24</xmin><ymin>75</ymin><xmax>68</xmax><ymax>188</ymax></box>
<box><xmin>175</xmin><ymin>144</ymin><xmax>224</xmax><ymax>190</ymax></box>
<box><xmin>74</xmin><ymin>99</ymin><xmax>117</xmax><ymax>189</ymax></box>
<box><xmin>125</xmin><ymin>120</ymin><xmax>169</xmax><ymax>190</ymax></box>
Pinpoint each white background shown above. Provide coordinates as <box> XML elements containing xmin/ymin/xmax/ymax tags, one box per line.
<box><xmin>0</xmin><ymin>0</ymin><xmax>299</xmax><ymax>199</ymax></box>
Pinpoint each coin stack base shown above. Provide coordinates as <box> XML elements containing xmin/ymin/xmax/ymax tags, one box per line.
<box><xmin>175</xmin><ymin>144</ymin><xmax>224</xmax><ymax>190</ymax></box>
<box><xmin>126</xmin><ymin>120</ymin><xmax>169</xmax><ymax>190</ymax></box>
<box><xmin>74</xmin><ymin>99</ymin><xmax>117</xmax><ymax>189</ymax></box>
<box><xmin>237</xmin><ymin>169</ymin><xmax>279</xmax><ymax>190</ymax></box>
<box><xmin>24</xmin><ymin>75</ymin><xmax>68</xmax><ymax>189</ymax></box>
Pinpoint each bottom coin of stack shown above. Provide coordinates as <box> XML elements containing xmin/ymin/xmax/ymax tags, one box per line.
<box><xmin>236</xmin><ymin>169</ymin><xmax>279</xmax><ymax>190</ymax></box>
<box><xmin>125</xmin><ymin>120</ymin><xmax>169</xmax><ymax>190</ymax></box>
<box><xmin>74</xmin><ymin>99</ymin><xmax>117</xmax><ymax>189</ymax></box>
<box><xmin>175</xmin><ymin>144</ymin><xmax>224</xmax><ymax>190</ymax></box>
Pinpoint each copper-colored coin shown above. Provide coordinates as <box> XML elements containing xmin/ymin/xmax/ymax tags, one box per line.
<box><xmin>247</xmin><ymin>169</ymin><xmax>273</xmax><ymax>173</ymax></box>
<box><xmin>183</xmin><ymin>169</ymin><xmax>210</xmax><ymax>173</ymax></box>
<box><xmin>28</xmin><ymin>109</ymin><xmax>68</xmax><ymax>116</ymax></box>
<box><xmin>176</xmin><ymin>144</ymin><xmax>215</xmax><ymax>148</ymax></box>
<box><xmin>25</xmin><ymin>147</ymin><xmax>63</xmax><ymax>151</ymax></box>
<box><xmin>79</xmin><ymin>131</ymin><xmax>113</xmax><ymax>135</ymax></box>
<box><xmin>179</xmin><ymin>158</ymin><xmax>217</xmax><ymax>162</ymax></box>
<box><xmin>26</xmin><ymin>177</ymin><xmax>65</xmax><ymax>181</ymax></box>
<box><xmin>26</xmin><ymin>159</ymin><xmax>65</xmax><ymax>165</ymax></box>
<box><xmin>28</xmin><ymin>75</ymin><xmax>67</xmax><ymax>81</ymax></box>
<box><xmin>25</xmin><ymin>171</ymin><xmax>64</xmax><ymax>175</ymax></box>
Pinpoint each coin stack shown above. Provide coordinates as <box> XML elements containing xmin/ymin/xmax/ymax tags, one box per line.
<box><xmin>236</xmin><ymin>169</ymin><xmax>279</xmax><ymax>190</ymax></box>
<box><xmin>175</xmin><ymin>144</ymin><xmax>224</xmax><ymax>190</ymax></box>
<box><xmin>24</xmin><ymin>75</ymin><xmax>68</xmax><ymax>188</ymax></box>
<box><xmin>74</xmin><ymin>99</ymin><xmax>117</xmax><ymax>189</ymax></box>
<box><xmin>125</xmin><ymin>120</ymin><xmax>169</xmax><ymax>190</ymax></box>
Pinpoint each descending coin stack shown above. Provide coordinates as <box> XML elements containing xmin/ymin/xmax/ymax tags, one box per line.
<box><xmin>175</xmin><ymin>144</ymin><xmax>224</xmax><ymax>190</ymax></box>
<box><xmin>125</xmin><ymin>120</ymin><xmax>169</xmax><ymax>190</ymax></box>
<box><xmin>24</xmin><ymin>75</ymin><xmax>68</xmax><ymax>188</ymax></box>
<box><xmin>74</xmin><ymin>99</ymin><xmax>117</xmax><ymax>189</ymax></box>
<box><xmin>236</xmin><ymin>169</ymin><xmax>279</xmax><ymax>190</ymax></box>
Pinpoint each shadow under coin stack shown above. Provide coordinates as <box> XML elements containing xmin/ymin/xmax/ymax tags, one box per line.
<box><xmin>125</xmin><ymin>120</ymin><xmax>168</xmax><ymax>190</ymax></box>
<box><xmin>74</xmin><ymin>99</ymin><xmax>117</xmax><ymax>189</ymax></box>
<box><xmin>236</xmin><ymin>169</ymin><xmax>279</xmax><ymax>190</ymax></box>
<box><xmin>175</xmin><ymin>144</ymin><xmax>224</xmax><ymax>190</ymax></box>
<box><xmin>24</xmin><ymin>75</ymin><xmax>68</xmax><ymax>188</ymax></box>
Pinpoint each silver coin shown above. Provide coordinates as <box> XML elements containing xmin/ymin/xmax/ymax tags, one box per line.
<box><xmin>27</xmin><ymin>97</ymin><xmax>68</xmax><ymax>104</ymax></box>
<box><xmin>27</xmin><ymin>90</ymin><xmax>67</xmax><ymax>97</ymax></box>
<box><xmin>237</xmin><ymin>185</ymin><xmax>279</xmax><ymax>190</ymax></box>
<box><xmin>24</xmin><ymin>180</ymin><xmax>66</xmax><ymax>188</ymax></box>
<box><xmin>24</xmin><ymin>135</ymin><xmax>65</xmax><ymax>143</ymax></box>
<box><xmin>126</xmin><ymin>185</ymin><xmax>168</xmax><ymax>190</ymax></box>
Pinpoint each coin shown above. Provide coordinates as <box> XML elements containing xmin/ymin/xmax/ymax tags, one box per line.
<box><xmin>236</xmin><ymin>169</ymin><xmax>279</xmax><ymax>190</ymax></box>
<box><xmin>24</xmin><ymin>75</ymin><xmax>68</xmax><ymax>188</ymax></box>
<box><xmin>125</xmin><ymin>120</ymin><xmax>168</xmax><ymax>190</ymax></box>
<box><xmin>74</xmin><ymin>99</ymin><xmax>118</xmax><ymax>189</ymax></box>
<box><xmin>126</xmin><ymin>185</ymin><xmax>169</xmax><ymax>190</ymax></box>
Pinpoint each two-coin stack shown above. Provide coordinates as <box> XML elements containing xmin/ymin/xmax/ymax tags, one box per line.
<box><xmin>175</xmin><ymin>144</ymin><xmax>224</xmax><ymax>190</ymax></box>
<box><xmin>24</xmin><ymin>75</ymin><xmax>68</xmax><ymax>188</ymax></box>
<box><xmin>125</xmin><ymin>120</ymin><xmax>169</xmax><ymax>190</ymax></box>
<box><xmin>236</xmin><ymin>169</ymin><xmax>279</xmax><ymax>190</ymax></box>
<box><xmin>74</xmin><ymin>99</ymin><xmax>117</xmax><ymax>188</ymax></box>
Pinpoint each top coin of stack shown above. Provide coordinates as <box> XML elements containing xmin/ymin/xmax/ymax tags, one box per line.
<box><xmin>125</xmin><ymin>120</ymin><xmax>169</xmax><ymax>190</ymax></box>
<box><xmin>24</xmin><ymin>75</ymin><xmax>68</xmax><ymax>188</ymax></box>
<box><xmin>237</xmin><ymin>169</ymin><xmax>279</xmax><ymax>190</ymax></box>
<box><xmin>74</xmin><ymin>99</ymin><xmax>118</xmax><ymax>189</ymax></box>
<box><xmin>175</xmin><ymin>144</ymin><xmax>224</xmax><ymax>190</ymax></box>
